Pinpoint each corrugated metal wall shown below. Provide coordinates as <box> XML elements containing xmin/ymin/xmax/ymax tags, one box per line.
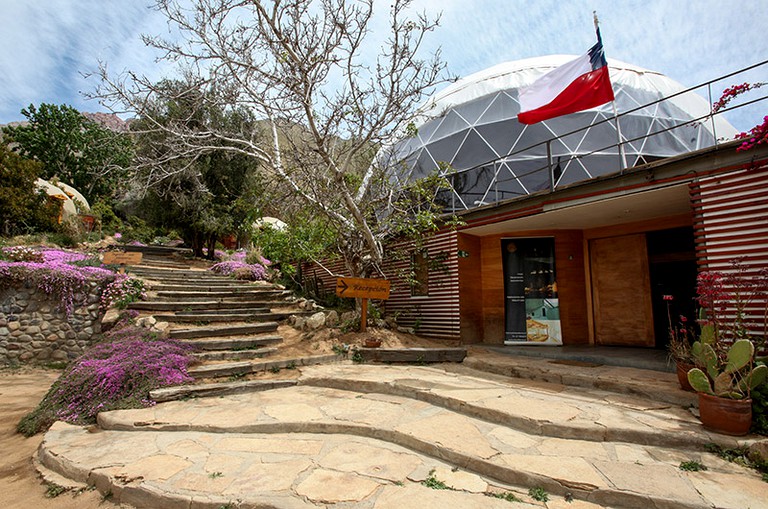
<box><xmin>299</xmin><ymin>230</ymin><xmax>461</xmax><ymax>340</ymax></box>
<box><xmin>690</xmin><ymin>163</ymin><xmax>768</xmax><ymax>335</ymax></box>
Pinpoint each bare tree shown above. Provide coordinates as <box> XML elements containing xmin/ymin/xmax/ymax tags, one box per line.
<box><xmin>94</xmin><ymin>0</ymin><xmax>449</xmax><ymax>276</ymax></box>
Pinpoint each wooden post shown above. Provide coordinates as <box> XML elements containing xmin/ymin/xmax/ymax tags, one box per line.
<box><xmin>360</xmin><ymin>298</ymin><xmax>368</xmax><ymax>332</ymax></box>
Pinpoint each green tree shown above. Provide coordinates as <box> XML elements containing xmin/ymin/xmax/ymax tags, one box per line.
<box><xmin>129</xmin><ymin>80</ymin><xmax>263</xmax><ymax>258</ymax></box>
<box><xmin>95</xmin><ymin>0</ymin><xmax>452</xmax><ymax>277</ymax></box>
<box><xmin>2</xmin><ymin>103</ymin><xmax>133</xmax><ymax>203</ymax></box>
<box><xmin>0</xmin><ymin>144</ymin><xmax>59</xmax><ymax>236</ymax></box>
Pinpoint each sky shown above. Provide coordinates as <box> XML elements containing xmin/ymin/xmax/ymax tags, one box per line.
<box><xmin>1</xmin><ymin>0</ymin><xmax>766</xmax><ymax>131</ymax></box>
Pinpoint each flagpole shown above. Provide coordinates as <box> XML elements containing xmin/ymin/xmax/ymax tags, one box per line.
<box><xmin>594</xmin><ymin>11</ymin><xmax>627</xmax><ymax>172</ymax></box>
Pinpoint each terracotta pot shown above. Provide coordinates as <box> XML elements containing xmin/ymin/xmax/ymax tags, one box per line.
<box><xmin>697</xmin><ymin>392</ymin><xmax>752</xmax><ymax>436</ymax></box>
<box><xmin>363</xmin><ymin>338</ymin><xmax>381</xmax><ymax>348</ymax></box>
<box><xmin>676</xmin><ymin>362</ymin><xmax>695</xmax><ymax>391</ymax></box>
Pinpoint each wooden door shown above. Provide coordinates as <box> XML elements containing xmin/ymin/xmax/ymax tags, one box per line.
<box><xmin>590</xmin><ymin>234</ymin><xmax>655</xmax><ymax>346</ymax></box>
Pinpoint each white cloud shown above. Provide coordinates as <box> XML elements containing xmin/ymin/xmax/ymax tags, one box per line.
<box><xmin>1</xmin><ymin>0</ymin><xmax>766</xmax><ymax>130</ymax></box>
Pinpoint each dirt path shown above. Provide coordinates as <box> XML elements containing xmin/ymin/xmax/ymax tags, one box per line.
<box><xmin>0</xmin><ymin>368</ymin><xmax>130</xmax><ymax>509</ymax></box>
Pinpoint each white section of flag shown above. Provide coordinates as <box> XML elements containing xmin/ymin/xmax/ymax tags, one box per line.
<box><xmin>518</xmin><ymin>52</ymin><xmax>594</xmax><ymax>114</ymax></box>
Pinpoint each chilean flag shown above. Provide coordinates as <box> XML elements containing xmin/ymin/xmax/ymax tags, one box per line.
<box><xmin>517</xmin><ymin>29</ymin><xmax>614</xmax><ymax>124</ymax></box>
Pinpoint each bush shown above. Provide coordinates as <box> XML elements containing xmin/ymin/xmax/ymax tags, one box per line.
<box><xmin>210</xmin><ymin>261</ymin><xmax>267</xmax><ymax>280</ymax></box>
<box><xmin>752</xmin><ymin>379</ymin><xmax>768</xmax><ymax>435</ymax></box>
<box><xmin>0</xmin><ymin>144</ymin><xmax>60</xmax><ymax>237</ymax></box>
<box><xmin>17</xmin><ymin>314</ymin><xmax>194</xmax><ymax>436</ymax></box>
<box><xmin>100</xmin><ymin>276</ymin><xmax>146</xmax><ymax>310</ymax></box>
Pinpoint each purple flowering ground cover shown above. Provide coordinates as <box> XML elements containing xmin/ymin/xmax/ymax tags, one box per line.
<box><xmin>17</xmin><ymin>312</ymin><xmax>195</xmax><ymax>436</ymax></box>
<box><xmin>209</xmin><ymin>260</ymin><xmax>268</xmax><ymax>280</ymax></box>
<box><xmin>0</xmin><ymin>247</ymin><xmax>145</xmax><ymax>314</ymax></box>
<box><xmin>0</xmin><ymin>246</ymin><xmax>188</xmax><ymax>436</ymax></box>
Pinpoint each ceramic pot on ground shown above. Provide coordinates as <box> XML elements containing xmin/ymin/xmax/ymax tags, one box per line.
<box><xmin>363</xmin><ymin>338</ymin><xmax>382</xmax><ymax>348</ymax></box>
<box><xmin>697</xmin><ymin>392</ymin><xmax>752</xmax><ymax>436</ymax></box>
<box><xmin>676</xmin><ymin>362</ymin><xmax>696</xmax><ymax>391</ymax></box>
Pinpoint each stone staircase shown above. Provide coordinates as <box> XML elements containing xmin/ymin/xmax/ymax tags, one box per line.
<box><xmin>124</xmin><ymin>254</ymin><xmax>333</xmax><ymax>393</ymax></box>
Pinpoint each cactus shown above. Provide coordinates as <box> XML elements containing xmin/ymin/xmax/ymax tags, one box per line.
<box><xmin>725</xmin><ymin>339</ymin><xmax>754</xmax><ymax>374</ymax></box>
<box><xmin>688</xmin><ymin>368</ymin><xmax>713</xmax><ymax>394</ymax></box>
<box><xmin>688</xmin><ymin>339</ymin><xmax>766</xmax><ymax>399</ymax></box>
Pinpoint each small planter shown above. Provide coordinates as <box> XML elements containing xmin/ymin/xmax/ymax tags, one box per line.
<box><xmin>363</xmin><ymin>338</ymin><xmax>382</xmax><ymax>348</ymax></box>
<box><xmin>676</xmin><ymin>362</ymin><xmax>696</xmax><ymax>391</ymax></box>
<box><xmin>697</xmin><ymin>392</ymin><xmax>752</xmax><ymax>436</ymax></box>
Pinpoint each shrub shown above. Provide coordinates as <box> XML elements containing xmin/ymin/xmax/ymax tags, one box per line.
<box><xmin>1</xmin><ymin>246</ymin><xmax>45</xmax><ymax>263</ymax></box>
<box><xmin>209</xmin><ymin>261</ymin><xmax>267</xmax><ymax>280</ymax></box>
<box><xmin>17</xmin><ymin>314</ymin><xmax>194</xmax><ymax>436</ymax></box>
<box><xmin>100</xmin><ymin>275</ymin><xmax>146</xmax><ymax>310</ymax></box>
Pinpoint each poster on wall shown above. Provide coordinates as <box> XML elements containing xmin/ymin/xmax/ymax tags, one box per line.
<box><xmin>501</xmin><ymin>238</ymin><xmax>562</xmax><ymax>345</ymax></box>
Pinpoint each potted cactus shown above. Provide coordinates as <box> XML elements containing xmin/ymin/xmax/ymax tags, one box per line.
<box><xmin>687</xmin><ymin>336</ymin><xmax>768</xmax><ymax>435</ymax></box>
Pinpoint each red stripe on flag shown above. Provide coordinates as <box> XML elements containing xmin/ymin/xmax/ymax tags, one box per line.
<box><xmin>517</xmin><ymin>66</ymin><xmax>614</xmax><ymax>125</ymax></box>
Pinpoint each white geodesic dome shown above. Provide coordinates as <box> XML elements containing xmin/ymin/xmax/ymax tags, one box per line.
<box><xmin>385</xmin><ymin>56</ymin><xmax>738</xmax><ymax>210</ymax></box>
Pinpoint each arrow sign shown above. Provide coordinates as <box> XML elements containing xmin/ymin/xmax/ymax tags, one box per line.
<box><xmin>335</xmin><ymin>277</ymin><xmax>390</xmax><ymax>300</ymax></box>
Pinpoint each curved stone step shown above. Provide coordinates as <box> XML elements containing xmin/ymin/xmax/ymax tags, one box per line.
<box><xmin>192</xmin><ymin>346</ymin><xmax>278</xmax><ymax>362</ymax></box>
<box><xmin>88</xmin><ymin>370</ymin><xmax>762</xmax><ymax>509</ymax></box>
<box><xmin>149</xmin><ymin>379</ymin><xmax>297</xmax><ymax>402</ymax></box>
<box><xmin>188</xmin><ymin>354</ymin><xmax>342</xmax><ymax>378</ymax></box>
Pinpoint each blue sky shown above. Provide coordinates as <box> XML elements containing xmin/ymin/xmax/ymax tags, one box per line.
<box><xmin>1</xmin><ymin>0</ymin><xmax>766</xmax><ymax>130</ymax></box>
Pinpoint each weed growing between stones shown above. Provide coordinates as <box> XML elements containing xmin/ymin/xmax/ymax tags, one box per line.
<box><xmin>679</xmin><ymin>460</ymin><xmax>707</xmax><ymax>472</ymax></box>
<box><xmin>17</xmin><ymin>312</ymin><xmax>195</xmax><ymax>436</ymax></box>
<box><xmin>486</xmin><ymin>491</ymin><xmax>522</xmax><ymax>502</ymax></box>
<box><xmin>421</xmin><ymin>470</ymin><xmax>451</xmax><ymax>490</ymax></box>
<box><xmin>704</xmin><ymin>443</ymin><xmax>768</xmax><ymax>481</ymax></box>
<box><xmin>528</xmin><ymin>487</ymin><xmax>549</xmax><ymax>502</ymax></box>
<box><xmin>44</xmin><ymin>482</ymin><xmax>67</xmax><ymax>498</ymax></box>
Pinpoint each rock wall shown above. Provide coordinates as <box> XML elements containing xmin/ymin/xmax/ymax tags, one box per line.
<box><xmin>0</xmin><ymin>282</ymin><xmax>103</xmax><ymax>365</ymax></box>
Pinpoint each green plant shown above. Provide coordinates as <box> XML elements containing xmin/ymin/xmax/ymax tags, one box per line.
<box><xmin>208</xmin><ymin>471</ymin><xmax>224</xmax><ymax>479</ymax></box>
<box><xmin>331</xmin><ymin>343</ymin><xmax>350</xmax><ymax>357</ymax></box>
<box><xmin>688</xmin><ymin>339</ymin><xmax>767</xmax><ymax>399</ymax></box>
<box><xmin>679</xmin><ymin>460</ymin><xmax>707</xmax><ymax>471</ymax></box>
<box><xmin>351</xmin><ymin>350</ymin><xmax>364</xmax><ymax>364</ymax></box>
<box><xmin>285</xmin><ymin>361</ymin><xmax>296</xmax><ymax>370</ymax></box>
<box><xmin>751</xmin><ymin>379</ymin><xmax>768</xmax><ymax>434</ymax></box>
<box><xmin>528</xmin><ymin>487</ymin><xmax>548</xmax><ymax>502</ymax></box>
<box><xmin>421</xmin><ymin>471</ymin><xmax>451</xmax><ymax>490</ymax></box>
<box><xmin>686</xmin><ymin>263</ymin><xmax>768</xmax><ymax>400</ymax></box>
<box><xmin>704</xmin><ymin>443</ymin><xmax>768</xmax><ymax>480</ymax></box>
<box><xmin>486</xmin><ymin>491</ymin><xmax>522</xmax><ymax>503</ymax></box>
<box><xmin>45</xmin><ymin>483</ymin><xmax>67</xmax><ymax>498</ymax></box>
<box><xmin>270</xmin><ymin>365</ymin><xmax>281</xmax><ymax>373</ymax></box>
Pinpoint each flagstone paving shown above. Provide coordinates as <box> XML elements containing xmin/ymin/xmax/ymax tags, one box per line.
<box><xmin>37</xmin><ymin>364</ymin><xmax>767</xmax><ymax>509</ymax></box>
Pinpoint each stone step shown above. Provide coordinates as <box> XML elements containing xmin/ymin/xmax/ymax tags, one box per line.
<box><xmin>357</xmin><ymin>347</ymin><xmax>467</xmax><ymax>363</ymax></box>
<box><xmin>150</xmin><ymin>284</ymin><xmax>269</xmax><ymax>292</ymax></box>
<box><xmin>192</xmin><ymin>346</ymin><xmax>278</xmax><ymax>362</ymax></box>
<box><xmin>187</xmin><ymin>354</ymin><xmax>342</xmax><ymax>379</ymax></box>
<box><xmin>121</xmin><ymin>244</ymin><xmax>192</xmax><ymax>256</ymax></box>
<box><xmin>129</xmin><ymin>300</ymin><xmax>290</xmax><ymax>312</ymax></box>
<box><xmin>174</xmin><ymin>307</ymin><xmax>271</xmax><ymax>315</ymax></box>
<box><xmin>149</xmin><ymin>379</ymin><xmax>298</xmax><ymax>403</ymax></box>
<box><xmin>181</xmin><ymin>335</ymin><xmax>283</xmax><ymax>351</ymax></box>
<box><xmin>168</xmin><ymin>322</ymin><xmax>279</xmax><ymax>339</ymax></box>
<box><xmin>156</xmin><ymin>290</ymin><xmax>287</xmax><ymax>300</ymax></box>
<box><xmin>155</xmin><ymin>311</ymin><xmax>305</xmax><ymax>324</ymax></box>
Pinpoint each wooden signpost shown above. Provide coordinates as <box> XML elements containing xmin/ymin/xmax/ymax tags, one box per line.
<box><xmin>103</xmin><ymin>251</ymin><xmax>143</xmax><ymax>273</ymax></box>
<box><xmin>335</xmin><ymin>277</ymin><xmax>391</xmax><ymax>332</ymax></box>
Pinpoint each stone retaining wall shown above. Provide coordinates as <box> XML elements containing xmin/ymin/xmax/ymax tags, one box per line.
<box><xmin>0</xmin><ymin>282</ymin><xmax>103</xmax><ymax>365</ymax></box>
